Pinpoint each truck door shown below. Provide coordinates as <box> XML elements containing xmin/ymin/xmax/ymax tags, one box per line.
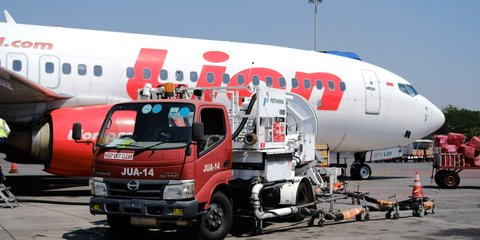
<box><xmin>362</xmin><ymin>70</ymin><xmax>381</xmax><ymax>115</ymax></box>
<box><xmin>195</xmin><ymin>107</ymin><xmax>231</xmax><ymax>193</ymax></box>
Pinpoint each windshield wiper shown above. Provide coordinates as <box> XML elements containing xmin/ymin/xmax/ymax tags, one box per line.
<box><xmin>134</xmin><ymin>139</ymin><xmax>189</xmax><ymax>154</ymax></box>
<box><xmin>100</xmin><ymin>143</ymin><xmax>143</xmax><ymax>150</ymax></box>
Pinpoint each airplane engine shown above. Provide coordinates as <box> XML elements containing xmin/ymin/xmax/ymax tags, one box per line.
<box><xmin>6</xmin><ymin>105</ymin><xmax>112</xmax><ymax>176</ymax></box>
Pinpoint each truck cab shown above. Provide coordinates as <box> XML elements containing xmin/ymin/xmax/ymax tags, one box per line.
<box><xmin>74</xmin><ymin>97</ymin><xmax>234</xmax><ymax>239</ymax></box>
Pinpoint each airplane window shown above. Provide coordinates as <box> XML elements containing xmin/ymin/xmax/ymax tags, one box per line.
<box><xmin>207</xmin><ymin>72</ymin><xmax>214</xmax><ymax>84</ymax></box>
<box><xmin>237</xmin><ymin>75</ymin><xmax>245</xmax><ymax>85</ymax></box>
<box><xmin>160</xmin><ymin>69</ymin><xmax>168</xmax><ymax>80</ymax></box>
<box><xmin>222</xmin><ymin>73</ymin><xmax>230</xmax><ymax>84</ymax></box>
<box><xmin>45</xmin><ymin>62</ymin><xmax>54</xmax><ymax>74</ymax></box>
<box><xmin>78</xmin><ymin>64</ymin><xmax>87</xmax><ymax>75</ymax></box>
<box><xmin>304</xmin><ymin>79</ymin><xmax>311</xmax><ymax>89</ymax></box>
<box><xmin>406</xmin><ymin>85</ymin><xmax>418</xmax><ymax>97</ymax></box>
<box><xmin>340</xmin><ymin>82</ymin><xmax>346</xmax><ymax>91</ymax></box>
<box><xmin>252</xmin><ymin>75</ymin><xmax>260</xmax><ymax>86</ymax></box>
<box><xmin>266</xmin><ymin>76</ymin><xmax>273</xmax><ymax>87</ymax></box>
<box><xmin>316</xmin><ymin>80</ymin><xmax>323</xmax><ymax>90</ymax></box>
<box><xmin>143</xmin><ymin>68</ymin><xmax>151</xmax><ymax>80</ymax></box>
<box><xmin>12</xmin><ymin>60</ymin><xmax>22</xmax><ymax>72</ymax></box>
<box><xmin>126</xmin><ymin>67</ymin><xmax>134</xmax><ymax>78</ymax></box>
<box><xmin>291</xmin><ymin>78</ymin><xmax>298</xmax><ymax>89</ymax></box>
<box><xmin>279</xmin><ymin>77</ymin><xmax>286</xmax><ymax>88</ymax></box>
<box><xmin>328</xmin><ymin>80</ymin><xmax>335</xmax><ymax>91</ymax></box>
<box><xmin>190</xmin><ymin>71</ymin><xmax>198</xmax><ymax>82</ymax></box>
<box><xmin>62</xmin><ymin>63</ymin><xmax>71</xmax><ymax>74</ymax></box>
<box><xmin>94</xmin><ymin>65</ymin><xmax>102</xmax><ymax>77</ymax></box>
<box><xmin>176</xmin><ymin>70</ymin><xmax>184</xmax><ymax>81</ymax></box>
<box><xmin>398</xmin><ymin>83</ymin><xmax>409</xmax><ymax>95</ymax></box>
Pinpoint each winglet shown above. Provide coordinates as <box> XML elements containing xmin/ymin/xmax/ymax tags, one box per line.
<box><xmin>4</xmin><ymin>10</ymin><xmax>17</xmax><ymax>24</ymax></box>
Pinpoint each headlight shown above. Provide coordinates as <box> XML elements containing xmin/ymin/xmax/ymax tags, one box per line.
<box><xmin>90</xmin><ymin>178</ymin><xmax>108</xmax><ymax>197</ymax></box>
<box><xmin>163</xmin><ymin>180</ymin><xmax>194</xmax><ymax>200</ymax></box>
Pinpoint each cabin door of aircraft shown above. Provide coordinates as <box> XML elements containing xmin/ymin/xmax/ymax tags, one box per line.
<box><xmin>362</xmin><ymin>70</ymin><xmax>381</xmax><ymax>115</ymax></box>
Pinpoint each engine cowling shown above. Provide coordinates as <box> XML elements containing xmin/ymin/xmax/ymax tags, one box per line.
<box><xmin>6</xmin><ymin>105</ymin><xmax>111</xmax><ymax>176</ymax></box>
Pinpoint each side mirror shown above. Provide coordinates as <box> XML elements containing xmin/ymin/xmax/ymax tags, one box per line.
<box><xmin>72</xmin><ymin>123</ymin><xmax>83</xmax><ymax>141</ymax></box>
<box><xmin>192</xmin><ymin>122</ymin><xmax>204</xmax><ymax>142</ymax></box>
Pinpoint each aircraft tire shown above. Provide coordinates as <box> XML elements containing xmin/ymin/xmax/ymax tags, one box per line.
<box><xmin>353</xmin><ymin>164</ymin><xmax>372</xmax><ymax>180</ymax></box>
<box><xmin>350</xmin><ymin>164</ymin><xmax>360</xmax><ymax>180</ymax></box>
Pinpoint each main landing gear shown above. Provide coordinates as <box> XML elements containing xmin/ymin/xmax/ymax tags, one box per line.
<box><xmin>350</xmin><ymin>152</ymin><xmax>372</xmax><ymax>180</ymax></box>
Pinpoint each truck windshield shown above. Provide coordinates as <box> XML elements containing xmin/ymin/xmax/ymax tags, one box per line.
<box><xmin>97</xmin><ymin>103</ymin><xmax>195</xmax><ymax>150</ymax></box>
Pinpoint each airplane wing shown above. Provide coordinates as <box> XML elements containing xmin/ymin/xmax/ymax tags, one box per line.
<box><xmin>0</xmin><ymin>66</ymin><xmax>71</xmax><ymax>103</ymax></box>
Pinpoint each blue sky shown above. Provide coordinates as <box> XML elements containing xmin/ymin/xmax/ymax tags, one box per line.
<box><xmin>3</xmin><ymin>0</ymin><xmax>479</xmax><ymax>110</ymax></box>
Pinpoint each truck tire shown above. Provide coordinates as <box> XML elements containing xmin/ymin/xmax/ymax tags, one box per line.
<box><xmin>439</xmin><ymin>170</ymin><xmax>460</xmax><ymax>189</ymax></box>
<box><xmin>197</xmin><ymin>191</ymin><xmax>233</xmax><ymax>240</ymax></box>
<box><xmin>292</xmin><ymin>181</ymin><xmax>312</xmax><ymax>221</ymax></box>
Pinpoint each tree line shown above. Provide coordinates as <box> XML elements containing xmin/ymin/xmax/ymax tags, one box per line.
<box><xmin>436</xmin><ymin>105</ymin><xmax>480</xmax><ymax>139</ymax></box>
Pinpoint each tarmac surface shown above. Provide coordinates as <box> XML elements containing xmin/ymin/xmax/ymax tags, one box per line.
<box><xmin>1</xmin><ymin>156</ymin><xmax>479</xmax><ymax>240</ymax></box>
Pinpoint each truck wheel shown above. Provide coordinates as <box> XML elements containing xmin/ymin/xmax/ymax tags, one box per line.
<box><xmin>197</xmin><ymin>191</ymin><xmax>233</xmax><ymax>240</ymax></box>
<box><xmin>441</xmin><ymin>171</ymin><xmax>460</xmax><ymax>189</ymax></box>
<box><xmin>292</xmin><ymin>181</ymin><xmax>312</xmax><ymax>221</ymax></box>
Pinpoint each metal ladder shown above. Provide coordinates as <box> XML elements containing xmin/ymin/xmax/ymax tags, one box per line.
<box><xmin>0</xmin><ymin>183</ymin><xmax>20</xmax><ymax>208</ymax></box>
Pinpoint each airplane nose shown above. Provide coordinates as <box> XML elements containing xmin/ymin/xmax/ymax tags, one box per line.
<box><xmin>429</xmin><ymin>104</ymin><xmax>445</xmax><ymax>132</ymax></box>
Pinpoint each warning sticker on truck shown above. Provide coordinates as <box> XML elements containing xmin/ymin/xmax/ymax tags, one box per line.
<box><xmin>273</xmin><ymin>121</ymin><xmax>285</xmax><ymax>142</ymax></box>
<box><xmin>104</xmin><ymin>151</ymin><xmax>134</xmax><ymax>160</ymax></box>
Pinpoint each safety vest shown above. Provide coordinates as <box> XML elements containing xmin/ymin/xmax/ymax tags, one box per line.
<box><xmin>0</xmin><ymin>119</ymin><xmax>8</xmax><ymax>138</ymax></box>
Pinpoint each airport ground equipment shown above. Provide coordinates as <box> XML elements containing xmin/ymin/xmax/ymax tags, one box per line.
<box><xmin>0</xmin><ymin>183</ymin><xmax>20</xmax><ymax>208</ymax></box>
<box><xmin>432</xmin><ymin>134</ymin><xmax>480</xmax><ymax>189</ymax></box>
<box><xmin>347</xmin><ymin>191</ymin><xmax>435</xmax><ymax>219</ymax></box>
<box><xmin>402</xmin><ymin>139</ymin><xmax>433</xmax><ymax>162</ymax></box>
<box><xmin>74</xmin><ymin>84</ymin><xmax>343</xmax><ymax>240</ymax></box>
<box><xmin>432</xmin><ymin>149</ymin><xmax>480</xmax><ymax>189</ymax></box>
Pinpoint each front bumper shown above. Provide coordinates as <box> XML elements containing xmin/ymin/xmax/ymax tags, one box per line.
<box><xmin>90</xmin><ymin>197</ymin><xmax>200</xmax><ymax>220</ymax></box>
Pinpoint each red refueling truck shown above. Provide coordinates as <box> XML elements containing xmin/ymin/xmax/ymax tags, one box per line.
<box><xmin>73</xmin><ymin>83</ymin><xmax>334</xmax><ymax>240</ymax></box>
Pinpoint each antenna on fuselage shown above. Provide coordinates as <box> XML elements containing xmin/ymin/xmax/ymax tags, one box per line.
<box><xmin>247</xmin><ymin>61</ymin><xmax>255</xmax><ymax>81</ymax></box>
<box><xmin>4</xmin><ymin>10</ymin><xmax>17</xmax><ymax>24</ymax></box>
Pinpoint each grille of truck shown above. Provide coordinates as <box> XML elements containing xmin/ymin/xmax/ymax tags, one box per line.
<box><xmin>105</xmin><ymin>179</ymin><xmax>168</xmax><ymax>199</ymax></box>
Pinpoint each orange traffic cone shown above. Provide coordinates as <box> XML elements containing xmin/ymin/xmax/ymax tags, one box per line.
<box><xmin>411</xmin><ymin>171</ymin><xmax>423</xmax><ymax>199</ymax></box>
<box><xmin>9</xmin><ymin>163</ymin><xmax>18</xmax><ymax>174</ymax></box>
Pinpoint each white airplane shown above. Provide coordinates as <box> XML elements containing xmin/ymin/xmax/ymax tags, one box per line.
<box><xmin>0</xmin><ymin>11</ymin><xmax>444</xmax><ymax>179</ymax></box>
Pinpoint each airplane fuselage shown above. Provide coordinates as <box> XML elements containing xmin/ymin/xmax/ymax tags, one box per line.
<box><xmin>0</xmin><ymin>21</ymin><xmax>444</xmax><ymax>175</ymax></box>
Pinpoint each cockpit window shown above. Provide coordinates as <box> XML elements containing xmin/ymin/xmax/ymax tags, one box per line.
<box><xmin>398</xmin><ymin>83</ymin><xmax>418</xmax><ymax>97</ymax></box>
<box><xmin>405</xmin><ymin>85</ymin><xmax>418</xmax><ymax>96</ymax></box>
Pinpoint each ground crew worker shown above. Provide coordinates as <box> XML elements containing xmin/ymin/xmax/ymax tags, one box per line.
<box><xmin>0</xmin><ymin>117</ymin><xmax>10</xmax><ymax>153</ymax></box>
<box><xmin>0</xmin><ymin>118</ymin><xmax>10</xmax><ymax>183</ymax></box>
